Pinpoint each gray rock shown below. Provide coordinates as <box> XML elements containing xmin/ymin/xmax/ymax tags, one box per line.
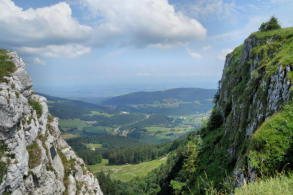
<box><xmin>0</xmin><ymin>52</ymin><xmax>103</xmax><ymax>195</ymax></box>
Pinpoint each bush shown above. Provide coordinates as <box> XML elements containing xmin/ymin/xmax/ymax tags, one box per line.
<box><xmin>259</xmin><ymin>17</ymin><xmax>281</xmax><ymax>32</ymax></box>
<box><xmin>27</xmin><ymin>141</ymin><xmax>42</xmax><ymax>169</ymax></box>
<box><xmin>0</xmin><ymin>49</ymin><xmax>16</xmax><ymax>83</ymax></box>
<box><xmin>207</xmin><ymin>108</ymin><xmax>223</xmax><ymax>130</ymax></box>
<box><xmin>29</xmin><ymin>99</ymin><xmax>43</xmax><ymax>118</ymax></box>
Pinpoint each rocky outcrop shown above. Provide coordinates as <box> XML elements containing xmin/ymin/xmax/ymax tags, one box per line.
<box><xmin>215</xmin><ymin>29</ymin><xmax>292</xmax><ymax>186</ymax></box>
<box><xmin>0</xmin><ymin>52</ymin><xmax>103</xmax><ymax>195</ymax></box>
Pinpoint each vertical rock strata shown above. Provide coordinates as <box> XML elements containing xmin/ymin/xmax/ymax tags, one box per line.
<box><xmin>0</xmin><ymin>52</ymin><xmax>103</xmax><ymax>195</ymax></box>
<box><xmin>215</xmin><ymin>29</ymin><xmax>292</xmax><ymax>185</ymax></box>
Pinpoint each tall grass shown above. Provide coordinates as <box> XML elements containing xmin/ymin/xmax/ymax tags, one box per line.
<box><xmin>0</xmin><ymin>49</ymin><xmax>16</xmax><ymax>83</ymax></box>
<box><xmin>235</xmin><ymin>173</ymin><xmax>293</xmax><ymax>195</ymax></box>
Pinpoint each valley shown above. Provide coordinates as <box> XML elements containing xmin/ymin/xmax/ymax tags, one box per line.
<box><xmin>44</xmin><ymin>88</ymin><xmax>215</xmax><ymax>144</ymax></box>
<box><xmin>42</xmin><ymin>88</ymin><xmax>215</xmax><ymax>185</ymax></box>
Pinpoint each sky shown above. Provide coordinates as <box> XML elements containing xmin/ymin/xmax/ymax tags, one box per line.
<box><xmin>1</xmin><ymin>0</ymin><xmax>293</xmax><ymax>98</ymax></box>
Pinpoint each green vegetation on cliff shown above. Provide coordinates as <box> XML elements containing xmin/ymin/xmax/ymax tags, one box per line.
<box><xmin>235</xmin><ymin>173</ymin><xmax>293</xmax><ymax>195</ymax></box>
<box><xmin>0</xmin><ymin>49</ymin><xmax>16</xmax><ymax>83</ymax></box>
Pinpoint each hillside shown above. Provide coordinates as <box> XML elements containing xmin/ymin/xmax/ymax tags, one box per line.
<box><xmin>44</xmin><ymin>91</ymin><xmax>211</xmax><ymax>144</ymax></box>
<box><xmin>41</xmin><ymin>93</ymin><xmax>111</xmax><ymax>119</ymax></box>
<box><xmin>161</xmin><ymin>18</ymin><xmax>293</xmax><ymax>194</ymax></box>
<box><xmin>101</xmin><ymin>88</ymin><xmax>216</xmax><ymax>115</ymax></box>
<box><xmin>95</xmin><ymin>18</ymin><xmax>293</xmax><ymax>195</ymax></box>
<box><xmin>0</xmin><ymin>51</ymin><xmax>102</xmax><ymax>194</ymax></box>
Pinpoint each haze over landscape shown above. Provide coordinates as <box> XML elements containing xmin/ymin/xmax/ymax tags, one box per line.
<box><xmin>1</xmin><ymin>0</ymin><xmax>293</xmax><ymax>97</ymax></box>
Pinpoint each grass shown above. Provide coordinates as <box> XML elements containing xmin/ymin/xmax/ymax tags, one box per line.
<box><xmin>83</xmin><ymin>126</ymin><xmax>113</xmax><ymax>134</ymax></box>
<box><xmin>235</xmin><ymin>173</ymin><xmax>293</xmax><ymax>195</ymax></box>
<box><xmin>59</xmin><ymin>119</ymin><xmax>89</xmax><ymax>130</ymax></box>
<box><xmin>28</xmin><ymin>99</ymin><xmax>43</xmax><ymax>118</ymax></box>
<box><xmin>0</xmin><ymin>49</ymin><xmax>16</xmax><ymax>83</ymax></box>
<box><xmin>0</xmin><ymin>141</ymin><xmax>8</xmax><ymax>184</ymax></box>
<box><xmin>83</xmin><ymin>143</ymin><xmax>103</xmax><ymax>150</ymax></box>
<box><xmin>27</xmin><ymin>141</ymin><xmax>42</xmax><ymax>169</ymax></box>
<box><xmin>247</xmin><ymin>101</ymin><xmax>293</xmax><ymax>176</ymax></box>
<box><xmin>88</xmin><ymin>110</ymin><xmax>112</xmax><ymax>117</ymax></box>
<box><xmin>61</xmin><ymin>133</ymin><xmax>79</xmax><ymax>140</ymax></box>
<box><xmin>57</xmin><ymin>148</ymin><xmax>76</xmax><ymax>195</ymax></box>
<box><xmin>88</xmin><ymin>157</ymin><xmax>167</xmax><ymax>182</ymax></box>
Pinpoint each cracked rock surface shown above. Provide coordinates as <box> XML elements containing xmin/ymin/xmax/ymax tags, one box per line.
<box><xmin>0</xmin><ymin>52</ymin><xmax>103</xmax><ymax>195</ymax></box>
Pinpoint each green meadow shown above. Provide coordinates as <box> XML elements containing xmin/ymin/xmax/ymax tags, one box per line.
<box><xmin>88</xmin><ymin>157</ymin><xmax>167</xmax><ymax>182</ymax></box>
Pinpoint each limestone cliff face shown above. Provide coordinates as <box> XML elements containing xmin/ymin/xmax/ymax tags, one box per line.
<box><xmin>214</xmin><ymin>28</ymin><xmax>292</xmax><ymax>185</ymax></box>
<box><xmin>0</xmin><ymin>52</ymin><xmax>103</xmax><ymax>195</ymax></box>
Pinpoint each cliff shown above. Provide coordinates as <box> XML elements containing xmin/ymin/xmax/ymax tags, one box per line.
<box><xmin>165</xmin><ymin>22</ymin><xmax>293</xmax><ymax>194</ymax></box>
<box><xmin>199</xmin><ymin>25</ymin><xmax>293</xmax><ymax>189</ymax></box>
<box><xmin>219</xmin><ymin>26</ymin><xmax>292</xmax><ymax>183</ymax></box>
<box><xmin>0</xmin><ymin>51</ymin><xmax>103</xmax><ymax>194</ymax></box>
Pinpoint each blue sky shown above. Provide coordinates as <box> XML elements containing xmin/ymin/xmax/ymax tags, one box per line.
<box><xmin>1</xmin><ymin>0</ymin><xmax>293</xmax><ymax>97</ymax></box>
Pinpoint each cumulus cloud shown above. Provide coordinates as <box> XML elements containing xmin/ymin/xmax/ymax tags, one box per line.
<box><xmin>0</xmin><ymin>0</ymin><xmax>206</xmax><ymax>61</ymax></box>
<box><xmin>0</xmin><ymin>0</ymin><xmax>91</xmax><ymax>47</ymax></box>
<box><xmin>18</xmin><ymin>44</ymin><xmax>91</xmax><ymax>58</ymax></box>
<box><xmin>83</xmin><ymin>0</ymin><xmax>207</xmax><ymax>47</ymax></box>
<box><xmin>186</xmin><ymin>48</ymin><xmax>201</xmax><ymax>59</ymax></box>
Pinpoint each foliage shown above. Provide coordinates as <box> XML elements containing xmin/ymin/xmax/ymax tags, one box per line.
<box><xmin>207</xmin><ymin>108</ymin><xmax>223</xmax><ymax>130</ymax></box>
<box><xmin>27</xmin><ymin>141</ymin><xmax>42</xmax><ymax>169</ymax></box>
<box><xmin>28</xmin><ymin>99</ymin><xmax>43</xmax><ymax>118</ymax></box>
<box><xmin>67</xmin><ymin>135</ymin><xmax>180</xmax><ymax>165</ymax></box>
<box><xmin>259</xmin><ymin>17</ymin><xmax>281</xmax><ymax>32</ymax></box>
<box><xmin>0</xmin><ymin>141</ymin><xmax>8</xmax><ymax>184</ymax></box>
<box><xmin>0</xmin><ymin>49</ymin><xmax>16</xmax><ymax>83</ymax></box>
<box><xmin>235</xmin><ymin>172</ymin><xmax>293</xmax><ymax>195</ymax></box>
<box><xmin>248</xmin><ymin>101</ymin><xmax>293</xmax><ymax>176</ymax></box>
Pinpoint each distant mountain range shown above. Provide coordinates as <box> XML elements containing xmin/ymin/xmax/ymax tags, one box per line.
<box><xmin>42</xmin><ymin>88</ymin><xmax>216</xmax><ymax>117</ymax></box>
<box><xmin>101</xmin><ymin>88</ymin><xmax>216</xmax><ymax>115</ymax></box>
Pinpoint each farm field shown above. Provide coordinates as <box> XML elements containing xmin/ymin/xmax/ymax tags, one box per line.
<box><xmin>88</xmin><ymin>157</ymin><xmax>167</xmax><ymax>182</ymax></box>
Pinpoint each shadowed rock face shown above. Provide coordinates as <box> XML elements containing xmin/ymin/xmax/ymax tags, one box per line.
<box><xmin>0</xmin><ymin>51</ymin><xmax>103</xmax><ymax>195</ymax></box>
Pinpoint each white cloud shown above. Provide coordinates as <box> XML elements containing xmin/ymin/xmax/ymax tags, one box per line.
<box><xmin>188</xmin><ymin>0</ymin><xmax>238</xmax><ymax>21</ymax></box>
<box><xmin>186</xmin><ymin>48</ymin><xmax>201</xmax><ymax>59</ymax></box>
<box><xmin>83</xmin><ymin>0</ymin><xmax>207</xmax><ymax>47</ymax></box>
<box><xmin>217</xmin><ymin>48</ymin><xmax>233</xmax><ymax>60</ymax></box>
<box><xmin>32</xmin><ymin>57</ymin><xmax>46</xmax><ymax>65</ymax></box>
<box><xmin>0</xmin><ymin>0</ymin><xmax>207</xmax><ymax>61</ymax></box>
<box><xmin>18</xmin><ymin>44</ymin><xmax>91</xmax><ymax>58</ymax></box>
<box><xmin>0</xmin><ymin>0</ymin><xmax>91</xmax><ymax>47</ymax></box>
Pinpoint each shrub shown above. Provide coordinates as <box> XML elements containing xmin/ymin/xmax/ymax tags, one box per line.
<box><xmin>0</xmin><ymin>49</ymin><xmax>16</xmax><ymax>83</ymax></box>
<box><xmin>207</xmin><ymin>108</ymin><xmax>223</xmax><ymax>130</ymax></box>
<box><xmin>259</xmin><ymin>17</ymin><xmax>281</xmax><ymax>32</ymax></box>
<box><xmin>27</xmin><ymin>141</ymin><xmax>42</xmax><ymax>169</ymax></box>
<box><xmin>29</xmin><ymin>99</ymin><xmax>43</xmax><ymax>118</ymax></box>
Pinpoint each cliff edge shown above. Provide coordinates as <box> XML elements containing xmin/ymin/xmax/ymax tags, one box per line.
<box><xmin>0</xmin><ymin>50</ymin><xmax>103</xmax><ymax>194</ymax></box>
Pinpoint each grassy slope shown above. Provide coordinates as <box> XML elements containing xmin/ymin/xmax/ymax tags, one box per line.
<box><xmin>235</xmin><ymin>173</ymin><xmax>293</xmax><ymax>195</ymax></box>
<box><xmin>88</xmin><ymin>157</ymin><xmax>167</xmax><ymax>182</ymax></box>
